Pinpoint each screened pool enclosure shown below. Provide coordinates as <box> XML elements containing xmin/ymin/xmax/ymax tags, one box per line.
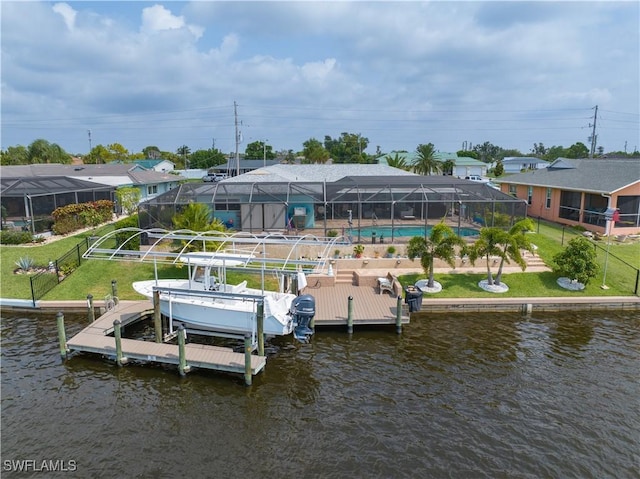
<box><xmin>139</xmin><ymin>175</ymin><xmax>528</xmax><ymax>243</ymax></box>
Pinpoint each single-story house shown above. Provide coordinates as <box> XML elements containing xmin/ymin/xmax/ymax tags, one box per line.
<box><xmin>378</xmin><ymin>151</ymin><xmax>488</xmax><ymax>177</ymax></box>
<box><xmin>133</xmin><ymin>159</ymin><xmax>175</xmax><ymax>173</ymax></box>
<box><xmin>497</xmin><ymin>157</ymin><xmax>640</xmax><ymax>236</ymax></box>
<box><xmin>500</xmin><ymin>157</ymin><xmax>549</xmax><ymax>174</ymax></box>
<box><xmin>0</xmin><ymin>163</ymin><xmax>181</xmax><ymax>232</ymax></box>
<box><xmin>209</xmin><ymin>158</ymin><xmax>282</xmax><ymax>176</ymax></box>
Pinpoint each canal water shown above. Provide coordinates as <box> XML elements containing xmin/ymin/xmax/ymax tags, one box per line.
<box><xmin>1</xmin><ymin>310</ymin><xmax>639</xmax><ymax>478</ymax></box>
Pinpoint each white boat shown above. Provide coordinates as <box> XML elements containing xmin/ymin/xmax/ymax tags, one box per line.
<box><xmin>132</xmin><ymin>252</ymin><xmax>305</xmax><ymax>338</ymax></box>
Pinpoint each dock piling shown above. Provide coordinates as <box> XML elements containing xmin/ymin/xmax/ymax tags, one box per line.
<box><xmin>56</xmin><ymin>312</ymin><xmax>68</xmax><ymax>359</ymax></box>
<box><xmin>257</xmin><ymin>301</ymin><xmax>264</xmax><ymax>357</ymax></box>
<box><xmin>395</xmin><ymin>296</ymin><xmax>403</xmax><ymax>334</ymax></box>
<box><xmin>113</xmin><ymin>319</ymin><xmax>127</xmax><ymax>366</ymax></box>
<box><xmin>347</xmin><ymin>296</ymin><xmax>354</xmax><ymax>334</ymax></box>
<box><xmin>111</xmin><ymin>280</ymin><xmax>119</xmax><ymax>305</ymax></box>
<box><xmin>244</xmin><ymin>333</ymin><xmax>252</xmax><ymax>386</ymax></box>
<box><xmin>153</xmin><ymin>290</ymin><xmax>162</xmax><ymax>343</ymax></box>
<box><xmin>87</xmin><ymin>294</ymin><xmax>95</xmax><ymax>322</ymax></box>
<box><xmin>178</xmin><ymin>325</ymin><xmax>189</xmax><ymax>376</ymax></box>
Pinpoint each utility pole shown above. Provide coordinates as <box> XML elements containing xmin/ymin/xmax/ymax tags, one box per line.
<box><xmin>589</xmin><ymin>105</ymin><xmax>598</xmax><ymax>159</ymax></box>
<box><xmin>87</xmin><ymin>129</ymin><xmax>92</xmax><ymax>152</ymax></box>
<box><xmin>234</xmin><ymin>101</ymin><xmax>240</xmax><ymax>177</ymax></box>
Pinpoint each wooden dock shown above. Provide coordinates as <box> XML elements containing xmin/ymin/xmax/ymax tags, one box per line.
<box><xmin>63</xmin><ymin>301</ymin><xmax>266</xmax><ymax>378</ymax></box>
<box><xmin>311</xmin><ymin>283</ymin><xmax>409</xmax><ymax>327</ymax></box>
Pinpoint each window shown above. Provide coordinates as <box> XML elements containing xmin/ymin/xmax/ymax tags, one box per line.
<box><xmin>558</xmin><ymin>190</ymin><xmax>581</xmax><ymax>220</ymax></box>
<box><xmin>527</xmin><ymin>186</ymin><xmax>533</xmax><ymax>205</ymax></box>
<box><xmin>545</xmin><ymin>188</ymin><xmax>552</xmax><ymax>209</ymax></box>
<box><xmin>147</xmin><ymin>185</ymin><xmax>157</xmax><ymax>195</ymax></box>
<box><xmin>509</xmin><ymin>185</ymin><xmax>517</xmax><ymax>197</ymax></box>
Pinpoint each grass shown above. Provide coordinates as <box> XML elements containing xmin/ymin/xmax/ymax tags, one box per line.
<box><xmin>1</xmin><ymin>219</ymin><xmax>638</xmax><ymax>301</ymax></box>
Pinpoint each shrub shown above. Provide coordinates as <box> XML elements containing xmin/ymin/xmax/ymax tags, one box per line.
<box><xmin>114</xmin><ymin>215</ymin><xmax>141</xmax><ymax>251</ymax></box>
<box><xmin>327</xmin><ymin>229</ymin><xmax>338</xmax><ymax>237</ymax></box>
<box><xmin>0</xmin><ymin>230</ymin><xmax>34</xmax><ymax>245</ymax></box>
<box><xmin>52</xmin><ymin>200</ymin><xmax>114</xmax><ymax>235</ymax></box>
<box><xmin>386</xmin><ymin>245</ymin><xmax>397</xmax><ymax>255</ymax></box>
<box><xmin>552</xmin><ymin>236</ymin><xmax>599</xmax><ymax>285</ymax></box>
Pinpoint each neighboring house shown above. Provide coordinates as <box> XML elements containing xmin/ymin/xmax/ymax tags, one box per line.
<box><xmin>133</xmin><ymin>159</ymin><xmax>175</xmax><ymax>173</ymax></box>
<box><xmin>0</xmin><ymin>163</ymin><xmax>180</xmax><ymax>230</ymax></box>
<box><xmin>450</xmin><ymin>156</ymin><xmax>487</xmax><ymax>178</ymax></box>
<box><xmin>210</xmin><ymin>158</ymin><xmax>282</xmax><ymax>176</ymax></box>
<box><xmin>378</xmin><ymin>151</ymin><xmax>488</xmax><ymax>177</ymax></box>
<box><xmin>498</xmin><ymin>157</ymin><xmax>640</xmax><ymax>236</ymax></box>
<box><xmin>500</xmin><ymin>157</ymin><xmax>549</xmax><ymax>174</ymax></box>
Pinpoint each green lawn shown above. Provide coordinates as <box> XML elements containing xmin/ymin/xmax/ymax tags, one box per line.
<box><xmin>1</xmin><ymin>220</ymin><xmax>638</xmax><ymax>301</ymax></box>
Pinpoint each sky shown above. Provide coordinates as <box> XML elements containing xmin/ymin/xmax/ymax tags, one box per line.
<box><xmin>1</xmin><ymin>1</ymin><xmax>639</xmax><ymax>157</ymax></box>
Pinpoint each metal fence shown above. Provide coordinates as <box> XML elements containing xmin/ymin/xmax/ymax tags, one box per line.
<box><xmin>593</xmin><ymin>242</ymin><xmax>640</xmax><ymax>295</ymax></box>
<box><xmin>29</xmin><ymin>237</ymin><xmax>92</xmax><ymax>305</ymax></box>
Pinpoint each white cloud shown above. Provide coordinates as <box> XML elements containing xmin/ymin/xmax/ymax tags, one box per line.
<box><xmin>52</xmin><ymin>2</ymin><xmax>76</xmax><ymax>31</ymax></box>
<box><xmin>141</xmin><ymin>4</ymin><xmax>203</xmax><ymax>39</ymax></box>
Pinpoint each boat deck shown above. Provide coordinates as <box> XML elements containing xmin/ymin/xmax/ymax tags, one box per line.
<box><xmin>65</xmin><ymin>301</ymin><xmax>266</xmax><ymax>376</ymax></box>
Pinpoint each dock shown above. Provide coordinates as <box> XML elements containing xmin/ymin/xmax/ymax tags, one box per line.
<box><xmin>61</xmin><ymin>301</ymin><xmax>266</xmax><ymax>381</ymax></box>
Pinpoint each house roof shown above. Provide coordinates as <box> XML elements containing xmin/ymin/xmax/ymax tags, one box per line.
<box><xmin>221</xmin><ymin>163</ymin><xmax>416</xmax><ymax>183</ymax></box>
<box><xmin>499</xmin><ymin>158</ymin><xmax>640</xmax><ymax>194</ymax></box>
<box><xmin>0</xmin><ymin>176</ymin><xmax>113</xmax><ymax>197</ymax></box>
<box><xmin>0</xmin><ymin>163</ymin><xmax>178</xmax><ymax>187</ymax></box>
<box><xmin>502</xmin><ymin>157</ymin><xmax>548</xmax><ymax>164</ymax></box>
<box><xmin>133</xmin><ymin>159</ymin><xmax>175</xmax><ymax>169</ymax></box>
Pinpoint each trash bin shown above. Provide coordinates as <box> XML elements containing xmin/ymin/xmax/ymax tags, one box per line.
<box><xmin>404</xmin><ymin>285</ymin><xmax>423</xmax><ymax>312</ymax></box>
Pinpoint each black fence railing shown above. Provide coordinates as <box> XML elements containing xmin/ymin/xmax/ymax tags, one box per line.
<box><xmin>29</xmin><ymin>237</ymin><xmax>93</xmax><ymax>306</ymax></box>
<box><xmin>593</xmin><ymin>242</ymin><xmax>640</xmax><ymax>295</ymax></box>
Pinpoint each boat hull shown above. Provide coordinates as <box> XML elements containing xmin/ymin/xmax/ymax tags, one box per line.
<box><xmin>132</xmin><ymin>280</ymin><xmax>296</xmax><ymax>336</ymax></box>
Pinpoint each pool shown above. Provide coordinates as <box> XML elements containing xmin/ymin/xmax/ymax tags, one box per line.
<box><xmin>349</xmin><ymin>225</ymin><xmax>479</xmax><ymax>239</ymax></box>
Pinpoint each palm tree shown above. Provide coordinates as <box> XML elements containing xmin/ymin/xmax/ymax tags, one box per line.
<box><xmin>468</xmin><ymin>227</ymin><xmax>508</xmax><ymax>286</ymax></box>
<box><xmin>172</xmin><ymin>203</ymin><xmax>225</xmax><ymax>252</ymax></box>
<box><xmin>406</xmin><ymin>222</ymin><xmax>465</xmax><ymax>289</ymax></box>
<box><xmin>493</xmin><ymin>218</ymin><xmax>535</xmax><ymax>285</ymax></box>
<box><xmin>384</xmin><ymin>153</ymin><xmax>409</xmax><ymax>171</ymax></box>
<box><xmin>413</xmin><ymin>143</ymin><xmax>441</xmax><ymax>176</ymax></box>
<box><xmin>468</xmin><ymin>219</ymin><xmax>535</xmax><ymax>287</ymax></box>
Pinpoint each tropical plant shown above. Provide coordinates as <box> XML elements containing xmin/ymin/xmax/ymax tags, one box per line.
<box><xmin>115</xmin><ymin>187</ymin><xmax>141</xmax><ymax>216</ymax></box>
<box><xmin>353</xmin><ymin>244</ymin><xmax>365</xmax><ymax>258</ymax></box>
<box><xmin>15</xmin><ymin>256</ymin><xmax>35</xmax><ymax>271</ymax></box>
<box><xmin>384</xmin><ymin>153</ymin><xmax>409</xmax><ymax>170</ymax></box>
<box><xmin>171</xmin><ymin>203</ymin><xmax>226</xmax><ymax>252</ymax></box>
<box><xmin>468</xmin><ymin>219</ymin><xmax>535</xmax><ymax>287</ymax></box>
<box><xmin>552</xmin><ymin>236</ymin><xmax>599</xmax><ymax>285</ymax></box>
<box><xmin>493</xmin><ymin>219</ymin><xmax>535</xmax><ymax>285</ymax></box>
<box><xmin>413</xmin><ymin>143</ymin><xmax>441</xmax><ymax>176</ymax></box>
<box><xmin>386</xmin><ymin>245</ymin><xmax>397</xmax><ymax>257</ymax></box>
<box><xmin>406</xmin><ymin>222</ymin><xmax>465</xmax><ymax>288</ymax></box>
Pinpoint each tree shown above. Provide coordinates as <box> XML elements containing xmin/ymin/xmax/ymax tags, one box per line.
<box><xmin>565</xmin><ymin>142</ymin><xmax>589</xmax><ymax>159</ymax></box>
<box><xmin>531</xmin><ymin>143</ymin><xmax>547</xmax><ymax>157</ymax></box>
<box><xmin>468</xmin><ymin>227</ymin><xmax>509</xmax><ymax>286</ymax></box>
<box><xmin>189</xmin><ymin>148</ymin><xmax>227</xmax><ymax>169</ymax></box>
<box><xmin>86</xmin><ymin>144</ymin><xmax>111</xmax><ymax>164</ymax></box>
<box><xmin>384</xmin><ymin>153</ymin><xmax>409</xmax><ymax>170</ymax></box>
<box><xmin>441</xmin><ymin>159</ymin><xmax>455</xmax><ymax>176</ymax></box>
<box><xmin>406</xmin><ymin>222</ymin><xmax>466</xmax><ymax>289</ymax></box>
<box><xmin>552</xmin><ymin>237</ymin><xmax>599</xmax><ymax>285</ymax></box>
<box><xmin>324</xmin><ymin>132</ymin><xmax>369</xmax><ymax>163</ymax></box>
<box><xmin>143</xmin><ymin>146</ymin><xmax>162</xmax><ymax>159</ymax></box>
<box><xmin>245</xmin><ymin>141</ymin><xmax>275</xmax><ymax>161</ymax></box>
<box><xmin>27</xmin><ymin>139</ymin><xmax>70</xmax><ymax>164</ymax></box>
<box><xmin>115</xmin><ymin>187</ymin><xmax>141</xmax><ymax>216</ymax></box>
<box><xmin>302</xmin><ymin>138</ymin><xmax>330</xmax><ymax>164</ymax></box>
<box><xmin>473</xmin><ymin>141</ymin><xmax>501</xmax><ymax>163</ymax></box>
<box><xmin>468</xmin><ymin>219</ymin><xmax>535</xmax><ymax>287</ymax></box>
<box><xmin>0</xmin><ymin>145</ymin><xmax>28</xmax><ymax>165</ymax></box>
<box><xmin>172</xmin><ymin>203</ymin><xmax>226</xmax><ymax>251</ymax></box>
<box><xmin>543</xmin><ymin>145</ymin><xmax>566</xmax><ymax>162</ymax></box>
<box><xmin>107</xmin><ymin>143</ymin><xmax>129</xmax><ymax>162</ymax></box>
<box><xmin>177</xmin><ymin>145</ymin><xmax>191</xmax><ymax>168</ymax></box>
<box><xmin>413</xmin><ymin>143</ymin><xmax>441</xmax><ymax>176</ymax></box>
<box><xmin>457</xmin><ymin>149</ymin><xmax>479</xmax><ymax>160</ymax></box>
<box><xmin>493</xmin><ymin>218</ymin><xmax>535</xmax><ymax>285</ymax></box>
<box><xmin>493</xmin><ymin>159</ymin><xmax>504</xmax><ymax>177</ymax></box>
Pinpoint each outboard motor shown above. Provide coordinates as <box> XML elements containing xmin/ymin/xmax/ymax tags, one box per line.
<box><xmin>290</xmin><ymin>294</ymin><xmax>316</xmax><ymax>342</ymax></box>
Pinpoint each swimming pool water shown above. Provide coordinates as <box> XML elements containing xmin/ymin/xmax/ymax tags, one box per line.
<box><xmin>351</xmin><ymin>225</ymin><xmax>479</xmax><ymax>238</ymax></box>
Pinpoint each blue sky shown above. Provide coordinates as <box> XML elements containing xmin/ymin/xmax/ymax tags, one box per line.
<box><xmin>2</xmin><ymin>1</ymin><xmax>639</xmax><ymax>157</ymax></box>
